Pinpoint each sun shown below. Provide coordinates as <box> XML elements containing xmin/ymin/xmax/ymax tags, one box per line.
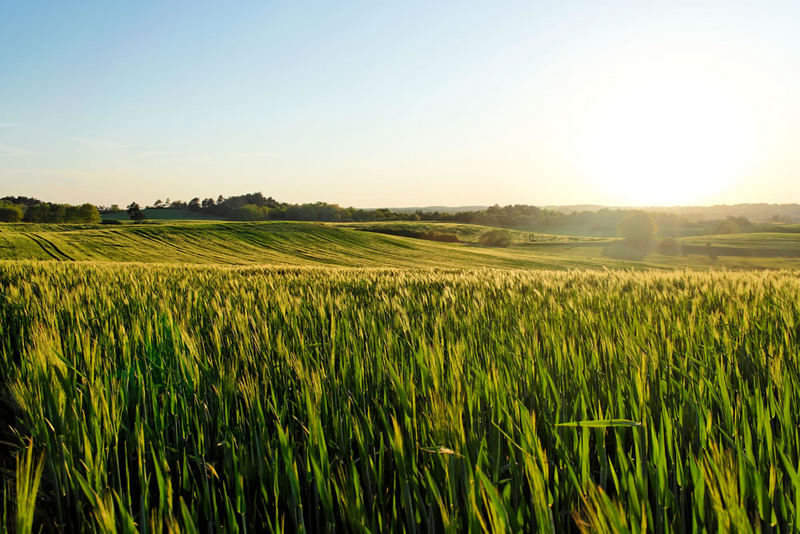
<box><xmin>577</xmin><ymin>68</ymin><xmax>757</xmax><ymax>206</ymax></box>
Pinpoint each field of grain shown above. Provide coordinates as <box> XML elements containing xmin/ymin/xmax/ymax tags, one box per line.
<box><xmin>336</xmin><ymin>221</ymin><xmax>603</xmax><ymax>245</ymax></box>
<box><xmin>1</xmin><ymin>262</ymin><xmax>798</xmax><ymax>532</ymax></box>
<box><xmin>3</xmin><ymin>220</ymin><xmax>800</xmax><ymax>271</ymax></box>
<box><xmin>0</xmin><ymin>221</ymin><xmax>641</xmax><ymax>270</ymax></box>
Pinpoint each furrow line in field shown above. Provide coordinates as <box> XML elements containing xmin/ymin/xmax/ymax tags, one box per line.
<box><xmin>30</xmin><ymin>233</ymin><xmax>74</xmax><ymax>261</ymax></box>
<box><xmin>128</xmin><ymin>229</ymin><xmax>224</xmax><ymax>263</ymax></box>
<box><xmin>23</xmin><ymin>233</ymin><xmax>61</xmax><ymax>261</ymax></box>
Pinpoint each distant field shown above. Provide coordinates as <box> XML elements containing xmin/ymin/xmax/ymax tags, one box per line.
<box><xmin>682</xmin><ymin>232</ymin><xmax>800</xmax><ymax>250</ymax></box>
<box><xmin>338</xmin><ymin>221</ymin><xmax>603</xmax><ymax>244</ymax></box>
<box><xmin>2</xmin><ymin>220</ymin><xmax>800</xmax><ymax>270</ymax></box>
<box><xmin>754</xmin><ymin>222</ymin><xmax>800</xmax><ymax>233</ymax></box>
<box><xmin>0</xmin><ymin>221</ymin><xmax>628</xmax><ymax>269</ymax></box>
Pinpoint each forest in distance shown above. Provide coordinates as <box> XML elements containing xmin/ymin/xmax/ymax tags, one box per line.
<box><xmin>4</xmin><ymin>192</ymin><xmax>798</xmax><ymax>238</ymax></box>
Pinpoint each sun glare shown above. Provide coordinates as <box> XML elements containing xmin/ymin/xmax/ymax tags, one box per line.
<box><xmin>577</xmin><ymin>67</ymin><xmax>757</xmax><ymax>206</ymax></box>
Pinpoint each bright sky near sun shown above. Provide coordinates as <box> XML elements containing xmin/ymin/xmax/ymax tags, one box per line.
<box><xmin>1</xmin><ymin>1</ymin><xmax>799</xmax><ymax>208</ymax></box>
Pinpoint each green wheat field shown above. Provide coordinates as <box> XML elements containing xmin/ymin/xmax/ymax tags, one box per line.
<box><xmin>1</xmin><ymin>222</ymin><xmax>800</xmax><ymax>532</ymax></box>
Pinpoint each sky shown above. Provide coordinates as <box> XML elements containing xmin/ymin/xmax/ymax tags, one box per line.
<box><xmin>1</xmin><ymin>1</ymin><xmax>799</xmax><ymax>208</ymax></box>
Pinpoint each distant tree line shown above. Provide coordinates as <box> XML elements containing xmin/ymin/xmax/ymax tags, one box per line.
<box><xmin>485</xmin><ymin>207</ymin><xmax>752</xmax><ymax>237</ymax></box>
<box><xmin>131</xmin><ymin>193</ymin><xmax>560</xmax><ymax>225</ymax></box>
<box><xmin>444</xmin><ymin>204</ymin><xmax>553</xmax><ymax>227</ymax></box>
<box><xmin>2</xmin><ymin>191</ymin><xmax>755</xmax><ymax>238</ymax></box>
<box><xmin>426</xmin><ymin>205</ymin><xmax>750</xmax><ymax>236</ymax></box>
<box><xmin>127</xmin><ymin>193</ymin><xmax>754</xmax><ymax>236</ymax></box>
<box><xmin>0</xmin><ymin>196</ymin><xmax>100</xmax><ymax>223</ymax></box>
<box><xmin>137</xmin><ymin>192</ymin><xmax>420</xmax><ymax>222</ymax></box>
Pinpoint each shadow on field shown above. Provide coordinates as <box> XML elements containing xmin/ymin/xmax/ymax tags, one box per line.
<box><xmin>603</xmin><ymin>241</ymin><xmax>652</xmax><ymax>260</ymax></box>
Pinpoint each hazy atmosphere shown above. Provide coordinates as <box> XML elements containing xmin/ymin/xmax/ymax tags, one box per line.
<box><xmin>2</xmin><ymin>1</ymin><xmax>800</xmax><ymax>207</ymax></box>
<box><xmin>5</xmin><ymin>4</ymin><xmax>800</xmax><ymax>532</ymax></box>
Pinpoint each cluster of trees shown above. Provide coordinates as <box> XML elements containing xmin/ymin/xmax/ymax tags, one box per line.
<box><xmin>509</xmin><ymin>208</ymin><xmax>752</xmax><ymax>237</ymax></box>
<box><xmin>529</xmin><ymin>208</ymin><xmax>686</xmax><ymax>236</ymax></box>
<box><xmin>615</xmin><ymin>212</ymin><xmax>753</xmax><ymax>248</ymax></box>
<box><xmin>618</xmin><ymin>211</ymin><xmax>658</xmax><ymax>247</ymax></box>
<box><xmin>123</xmin><ymin>194</ymin><xmax>756</xmax><ymax>240</ymax></box>
<box><xmin>137</xmin><ymin>192</ymin><xmax>416</xmax><ymax>222</ymax></box>
<box><xmin>133</xmin><ymin>194</ymin><xmax>558</xmax><ymax>226</ymax></box>
<box><xmin>712</xmin><ymin>216</ymin><xmax>753</xmax><ymax>235</ymax></box>
<box><xmin>478</xmin><ymin>229</ymin><xmax>513</xmax><ymax>247</ymax></box>
<box><xmin>0</xmin><ymin>196</ymin><xmax>100</xmax><ymax>223</ymax></box>
<box><xmin>426</xmin><ymin>205</ymin><xmax>735</xmax><ymax>237</ymax></box>
<box><xmin>0</xmin><ymin>203</ymin><xmax>23</xmax><ymax>222</ymax></box>
<box><xmin>126</xmin><ymin>203</ymin><xmax>145</xmax><ymax>223</ymax></box>
<box><xmin>445</xmin><ymin>205</ymin><xmax>552</xmax><ymax>227</ymax></box>
<box><xmin>3</xmin><ymin>191</ymin><xmax>754</xmax><ymax>241</ymax></box>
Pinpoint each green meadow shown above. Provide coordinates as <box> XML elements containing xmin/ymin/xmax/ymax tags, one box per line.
<box><xmin>1</xmin><ymin>220</ymin><xmax>800</xmax><ymax>532</ymax></box>
<box><xmin>2</xmin><ymin>220</ymin><xmax>800</xmax><ymax>270</ymax></box>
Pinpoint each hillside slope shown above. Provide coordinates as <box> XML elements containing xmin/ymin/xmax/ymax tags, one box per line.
<box><xmin>2</xmin><ymin>221</ymin><xmax>800</xmax><ymax>269</ymax></box>
<box><xmin>0</xmin><ymin>221</ymin><xmax>630</xmax><ymax>269</ymax></box>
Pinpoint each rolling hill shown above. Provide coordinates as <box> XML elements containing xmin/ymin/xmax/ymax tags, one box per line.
<box><xmin>0</xmin><ymin>221</ymin><xmax>626</xmax><ymax>269</ymax></box>
<box><xmin>1</xmin><ymin>220</ymin><xmax>800</xmax><ymax>270</ymax></box>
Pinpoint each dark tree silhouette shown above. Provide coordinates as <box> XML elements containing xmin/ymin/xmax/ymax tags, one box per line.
<box><xmin>618</xmin><ymin>211</ymin><xmax>656</xmax><ymax>247</ymax></box>
<box><xmin>478</xmin><ymin>229</ymin><xmax>512</xmax><ymax>247</ymax></box>
<box><xmin>127</xmin><ymin>202</ymin><xmax>145</xmax><ymax>223</ymax></box>
<box><xmin>0</xmin><ymin>203</ymin><xmax>23</xmax><ymax>222</ymax></box>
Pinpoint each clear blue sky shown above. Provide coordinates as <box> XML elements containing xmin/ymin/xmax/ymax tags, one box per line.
<box><xmin>2</xmin><ymin>1</ymin><xmax>799</xmax><ymax>207</ymax></box>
